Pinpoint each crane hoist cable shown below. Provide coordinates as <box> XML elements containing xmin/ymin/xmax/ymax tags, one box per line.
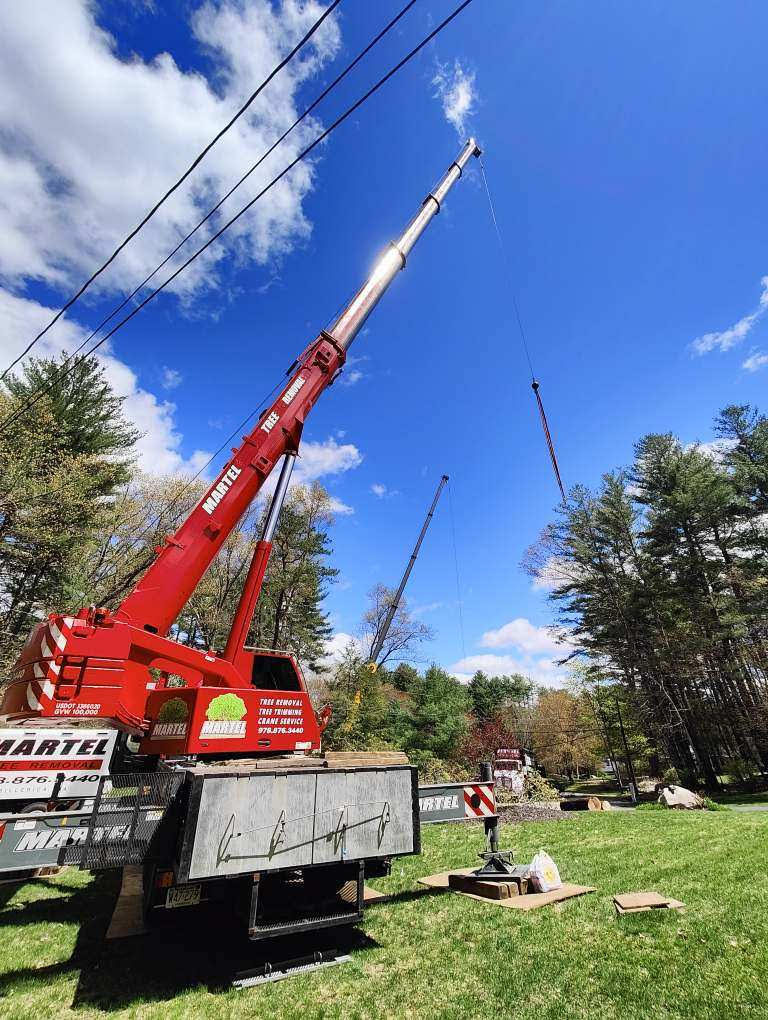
<box><xmin>479</xmin><ymin>157</ymin><xmax>567</xmax><ymax>504</ymax></box>
<box><xmin>0</xmin><ymin>0</ymin><xmax>421</xmax><ymax>430</ymax></box>
<box><xmin>0</xmin><ymin>0</ymin><xmax>475</xmax><ymax>436</ymax></box>
<box><xmin>447</xmin><ymin>479</ymin><xmax>467</xmax><ymax>660</ymax></box>
<box><xmin>0</xmin><ymin>0</ymin><xmax>343</xmax><ymax>383</ymax></box>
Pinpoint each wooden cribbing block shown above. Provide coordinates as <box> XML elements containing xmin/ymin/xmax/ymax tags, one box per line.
<box><xmin>448</xmin><ymin>873</ymin><xmax>527</xmax><ymax>899</ymax></box>
<box><xmin>419</xmin><ymin>869</ymin><xmax>596</xmax><ymax>911</ymax></box>
<box><xmin>324</xmin><ymin>751</ymin><xmax>410</xmax><ymax>767</ymax></box>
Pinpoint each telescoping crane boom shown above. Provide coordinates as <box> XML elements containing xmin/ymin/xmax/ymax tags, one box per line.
<box><xmin>368</xmin><ymin>474</ymin><xmax>449</xmax><ymax>671</ymax></box>
<box><xmin>0</xmin><ymin>139</ymin><xmax>482</xmax><ymax>770</ymax></box>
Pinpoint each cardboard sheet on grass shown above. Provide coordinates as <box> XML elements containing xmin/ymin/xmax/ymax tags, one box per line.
<box><xmin>417</xmin><ymin>867</ymin><xmax>595</xmax><ymax>911</ymax></box>
<box><xmin>613</xmin><ymin>891</ymin><xmax>684</xmax><ymax>915</ymax></box>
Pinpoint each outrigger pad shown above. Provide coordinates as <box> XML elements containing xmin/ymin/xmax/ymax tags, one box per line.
<box><xmin>418</xmin><ymin>868</ymin><xmax>596</xmax><ymax>911</ymax></box>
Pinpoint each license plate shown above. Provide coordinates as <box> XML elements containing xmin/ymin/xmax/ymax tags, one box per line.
<box><xmin>166</xmin><ymin>884</ymin><xmax>201</xmax><ymax>909</ymax></box>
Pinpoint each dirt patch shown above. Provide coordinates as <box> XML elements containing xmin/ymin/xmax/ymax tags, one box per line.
<box><xmin>497</xmin><ymin>802</ymin><xmax>572</xmax><ymax>823</ymax></box>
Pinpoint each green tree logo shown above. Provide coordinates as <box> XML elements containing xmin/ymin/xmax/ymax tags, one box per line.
<box><xmin>157</xmin><ymin>697</ymin><xmax>188</xmax><ymax>722</ymax></box>
<box><xmin>205</xmin><ymin>693</ymin><xmax>246</xmax><ymax>721</ymax></box>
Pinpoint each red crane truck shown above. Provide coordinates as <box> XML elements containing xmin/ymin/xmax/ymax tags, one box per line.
<box><xmin>0</xmin><ymin>138</ymin><xmax>481</xmax><ymax>939</ymax></box>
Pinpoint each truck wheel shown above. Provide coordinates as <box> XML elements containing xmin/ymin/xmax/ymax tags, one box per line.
<box><xmin>17</xmin><ymin>801</ymin><xmax>49</xmax><ymax>815</ymax></box>
<box><xmin>11</xmin><ymin>803</ymin><xmax>58</xmax><ymax>880</ymax></box>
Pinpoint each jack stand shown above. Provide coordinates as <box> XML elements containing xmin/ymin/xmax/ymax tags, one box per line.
<box><xmin>473</xmin><ymin>850</ymin><xmax>528</xmax><ymax>883</ymax></box>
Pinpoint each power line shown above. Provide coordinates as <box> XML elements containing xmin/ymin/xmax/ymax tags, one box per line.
<box><xmin>0</xmin><ymin>0</ymin><xmax>419</xmax><ymax>422</ymax></box>
<box><xmin>0</xmin><ymin>0</ymin><xmax>475</xmax><ymax>436</ymax></box>
<box><xmin>0</xmin><ymin>0</ymin><xmax>342</xmax><ymax>382</ymax></box>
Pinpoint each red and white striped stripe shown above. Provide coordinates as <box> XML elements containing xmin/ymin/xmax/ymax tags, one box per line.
<box><xmin>26</xmin><ymin>616</ymin><xmax>75</xmax><ymax>710</ymax></box>
<box><xmin>463</xmin><ymin>783</ymin><xmax>496</xmax><ymax>817</ymax></box>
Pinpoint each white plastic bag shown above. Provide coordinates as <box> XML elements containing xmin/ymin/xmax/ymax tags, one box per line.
<box><xmin>529</xmin><ymin>850</ymin><xmax>562</xmax><ymax>892</ymax></box>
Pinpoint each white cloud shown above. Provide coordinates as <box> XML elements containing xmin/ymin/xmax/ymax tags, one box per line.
<box><xmin>691</xmin><ymin>276</ymin><xmax>768</xmax><ymax>355</ymax></box>
<box><xmin>259</xmin><ymin>436</ymin><xmax>362</xmax><ymax>513</ymax></box>
<box><xmin>432</xmin><ymin>60</ymin><xmax>477</xmax><ymax>137</ymax></box>
<box><xmin>480</xmin><ymin>617</ymin><xmax>570</xmax><ymax>656</ymax></box>
<box><xmin>161</xmin><ymin>367</ymin><xmax>183</xmax><ymax>390</ymax></box>
<box><xmin>0</xmin><ymin>2</ymin><xmax>350</xmax><ymax>482</ymax></box>
<box><xmin>452</xmin><ymin>616</ymin><xmax>576</xmax><ymax>689</ymax></box>
<box><xmin>743</xmin><ymin>349</ymin><xmax>768</xmax><ymax>373</ymax></box>
<box><xmin>339</xmin><ymin>354</ymin><xmax>368</xmax><ymax>387</ymax></box>
<box><xmin>326</xmin><ymin>496</ymin><xmax>354</xmax><ymax>516</ymax></box>
<box><xmin>371</xmin><ymin>483</ymin><xmax>399</xmax><ymax>499</ymax></box>
<box><xmin>294</xmin><ymin>437</ymin><xmax>362</xmax><ymax>486</ymax></box>
<box><xmin>449</xmin><ymin>653</ymin><xmax>567</xmax><ymax>689</ymax></box>
<box><xmin>687</xmin><ymin>437</ymin><xmax>737</xmax><ymax>462</ymax></box>
<box><xmin>0</xmin><ymin>290</ymin><xmax>210</xmax><ymax>475</ymax></box>
<box><xmin>530</xmin><ymin>556</ymin><xmax>579</xmax><ymax>591</ymax></box>
<box><xmin>0</xmin><ymin>1</ymin><xmax>340</xmax><ymax>303</ymax></box>
<box><xmin>320</xmin><ymin>631</ymin><xmax>361</xmax><ymax>667</ymax></box>
<box><xmin>413</xmin><ymin>601</ymin><xmax>443</xmax><ymax>616</ymax></box>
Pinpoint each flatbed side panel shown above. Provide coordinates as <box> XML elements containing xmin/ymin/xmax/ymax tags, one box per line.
<box><xmin>183</xmin><ymin>771</ymin><xmax>317</xmax><ymax>881</ymax></box>
<box><xmin>177</xmin><ymin>765</ymin><xmax>418</xmax><ymax>883</ymax></box>
<box><xmin>312</xmin><ymin>768</ymin><xmax>415</xmax><ymax>864</ymax></box>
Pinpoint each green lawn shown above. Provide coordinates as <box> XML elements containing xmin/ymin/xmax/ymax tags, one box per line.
<box><xmin>710</xmin><ymin>790</ymin><xmax>768</xmax><ymax>806</ymax></box>
<box><xmin>0</xmin><ymin>811</ymin><xmax>767</xmax><ymax>1019</ymax></box>
<box><xmin>564</xmin><ymin>776</ymin><xmax>631</xmax><ymax>799</ymax></box>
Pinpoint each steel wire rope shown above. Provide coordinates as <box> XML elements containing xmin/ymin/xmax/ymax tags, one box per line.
<box><xmin>478</xmin><ymin>157</ymin><xmax>567</xmax><ymax>502</ymax></box>
<box><xmin>0</xmin><ymin>0</ymin><xmax>342</xmax><ymax>382</ymax></box>
<box><xmin>0</xmin><ymin>0</ymin><xmax>475</xmax><ymax>436</ymax></box>
<box><xmin>0</xmin><ymin>0</ymin><xmax>420</xmax><ymax>428</ymax></box>
<box><xmin>447</xmin><ymin>479</ymin><xmax>467</xmax><ymax>661</ymax></box>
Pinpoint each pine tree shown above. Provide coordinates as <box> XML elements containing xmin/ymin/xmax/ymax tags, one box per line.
<box><xmin>0</xmin><ymin>353</ymin><xmax>138</xmax><ymax>673</ymax></box>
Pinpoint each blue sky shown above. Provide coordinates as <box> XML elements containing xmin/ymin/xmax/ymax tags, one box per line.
<box><xmin>1</xmin><ymin>1</ymin><xmax>767</xmax><ymax>685</ymax></box>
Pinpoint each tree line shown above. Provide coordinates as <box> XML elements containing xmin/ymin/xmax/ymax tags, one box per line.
<box><xmin>526</xmin><ymin>405</ymin><xmax>768</xmax><ymax>787</ymax></box>
<box><xmin>0</xmin><ymin>351</ymin><xmax>658</xmax><ymax>787</ymax></box>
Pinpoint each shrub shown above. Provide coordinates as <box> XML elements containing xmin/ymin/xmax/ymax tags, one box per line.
<box><xmin>523</xmin><ymin>770</ymin><xmax>560</xmax><ymax>802</ymax></box>
<box><xmin>496</xmin><ymin>770</ymin><xmax>560</xmax><ymax>804</ymax></box>
<box><xmin>662</xmin><ymin>767</ymin><xmax>680</xmax><ymax>785</ymax></box>
<box><xmin>701</xmin><ymin>797</ymin><xmax>729</xmax><ymax>812</ymax></box>
<box><xmin>410</xmin><ymin>751</ymin><xmax>473</xmax><ymax>785</ymax></box>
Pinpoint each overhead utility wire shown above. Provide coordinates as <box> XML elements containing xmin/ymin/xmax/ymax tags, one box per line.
<box><xmin>0</xmin><ymin>0</ymin><xmax>419</xmax><ymax>432</ymax></box>
<box><xmin>478</xmin><ymin>157</ymin><xmax>567</xmax><ymax>503</ymax></box>
<box><xmin>0</xmin><ymin>0</ymin><xmax>474</xmax><ymax>435</ymax></box>
<box><xmin>0</xmin><ymin>0</ymin><xmax>342</xmax><ymax>383</ymax></box>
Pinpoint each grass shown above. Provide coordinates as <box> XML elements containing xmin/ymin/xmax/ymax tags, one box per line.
<box><xmin>564</xmin><ymin>776</ymin><xmax>631</xmax><ymax>799</ymax></box>
<box><xmin>0</xmin><ymin>811</ymin><xmax>767</xmax><ymax>1019</ymax></box>
<box><xmin>710</xmin><ymin>790</ymin><xmax>768</xmax><ymax>806</ymax></box>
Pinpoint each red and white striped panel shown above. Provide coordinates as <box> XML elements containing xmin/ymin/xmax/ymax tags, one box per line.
<box><xmin>463</xmin><ymin>783</ymin><xmax>496</xmax><ymax>817</ymax></box>
<box><xmin>26</xmin><ymin>616</ymin><xmax>75</xmax><ymax>711</ymax></box>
